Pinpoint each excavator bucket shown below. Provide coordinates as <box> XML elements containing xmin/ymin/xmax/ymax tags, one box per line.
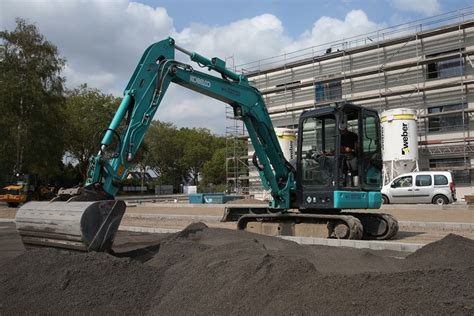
<box><xmin>15</xmin><ymin>200</ymin><xmax>126</xmax><ymax>252</ymax></box>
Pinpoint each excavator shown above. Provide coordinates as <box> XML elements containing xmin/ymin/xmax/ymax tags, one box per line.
<box><xmin>15</xmin><ymin>37</ymin><xmax>398</xmax><ymax>252</ymax></box>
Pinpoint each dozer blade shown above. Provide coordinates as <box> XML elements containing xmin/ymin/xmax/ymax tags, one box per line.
<box><xmin>15</xmin><ymin>200</ymin><xmax>126</xmax><ymax>252</ymax></box>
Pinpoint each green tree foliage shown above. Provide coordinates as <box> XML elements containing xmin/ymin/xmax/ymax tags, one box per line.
<box><xmin>63</xmin><ymin>84</ymin><xmax>120</xmax><ymax>180</ymax></box>
<box><xmin>144</xmin><ymin>121</ymin><xmax>186</xmax><ymax>190</ymax></box>
<box><xmin>201</xmin><ymin>148</ymin><xmax>226</xmax><ymax>187</ymax></box>
<box><xmin>0</xmin><ymin>18</ymin><xmax>66</xmax><ymax>182</ymax></box>
<box><xmin>178</xmin><ymin>127</ymin><xmax>226</xmax><ymax>186</ymax></box>
<box><xmin>144</xmin><ymin>121</ymin><xmax>227</xmax><ymax>191</ymax></box>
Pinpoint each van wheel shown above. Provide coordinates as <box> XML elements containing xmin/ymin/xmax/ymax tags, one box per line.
<box><xmin>432</xmin><ymin>195</ymin><xmax>448</xmax><ymax>206</ymax></box>
<box><xmin>7</xmin><ymin>202</ymin><xmax>19</xmax><ymax>208</ymax></box>
<box><xmin>382</xmin><ymin>195</ymin><xmax>389</xmax><ymax>204</ymax></box>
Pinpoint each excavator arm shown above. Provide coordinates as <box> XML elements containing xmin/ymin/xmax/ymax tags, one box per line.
<box><xmin>89</xmin><ymin>37</ymin><xmax>295</xmax><ymax>209</ymax></box>
<box><xmin>15</xmin><ymin>38</ymin><xmax>295</xmax><ymax>252</ymax></box>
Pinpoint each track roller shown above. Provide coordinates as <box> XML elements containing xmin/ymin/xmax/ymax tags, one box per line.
<box><xmin>237</xmin><ymin>213</ymin><xmax>364</xmax><ymax>240</ymax></box>
<box><xmin>343</xmin><ymin>212</ymin><xmax>399</xmax><ymax>240</ymax></box>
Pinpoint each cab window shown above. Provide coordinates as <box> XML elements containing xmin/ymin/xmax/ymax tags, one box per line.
<box><xmin>434</xmin><ymin>175</ymin><xmax>448</xmax><ymax>185</ymax></box>
<box><xmin>361</xmin><ymin>111</ymin><xmax>382</xmax><ymax>189</ymax></box>
<box><xmin>416</xmin><ymin>175</ymin><xmax>432</xmax><ymax>187</ymax></box>
<box><xmin>392</xmin><ymin>176</ymin><xmax>412</xmax><ymax>188</ymax></box>
<box><xmin>300</xmin><ymin>115</ymin><xmax>336</xmax><ymax>186</ymax></box>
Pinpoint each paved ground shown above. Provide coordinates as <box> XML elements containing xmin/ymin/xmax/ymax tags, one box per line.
<box><xmin>2</xmin><ymin>201</ymin><xmax>473</xmax><ymax>244</ymax></box>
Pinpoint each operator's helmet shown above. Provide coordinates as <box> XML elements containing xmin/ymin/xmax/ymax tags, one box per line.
<box><xmin>338</xmin><ymin>121</ymin><xmax>347</xmax><ymax>131</ymax></box>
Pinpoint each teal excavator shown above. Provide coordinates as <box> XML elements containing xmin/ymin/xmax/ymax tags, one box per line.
<box><xmin>15</xmin><ymin>38</ymin><xmax>398</xmax><ymax>252</ymax></box>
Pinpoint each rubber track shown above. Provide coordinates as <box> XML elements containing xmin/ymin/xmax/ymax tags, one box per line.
<box><xmin>343</xmin><ymin>212</ymin><xmax>399</xmax><ymax>240</ymax></box>
<box><xmin>237</xmin><ymin>213</ymin><xmax>364</xmax><ymax>240</ymax></box>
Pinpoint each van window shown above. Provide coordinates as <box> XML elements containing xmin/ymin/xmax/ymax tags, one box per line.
<box><xmin>416</xmin><ymin>175</ymin><xmax>432</xmax><ymax>187</ymax></box>
<box><xmin>434</xmin><ymin>175</ymin><xmax>448</xmax><ymax>185</ymax></box>
<box><xmin>392</xmin><ymin>176</ymin><xmax>412</xmax><ymax>188</ymax></box>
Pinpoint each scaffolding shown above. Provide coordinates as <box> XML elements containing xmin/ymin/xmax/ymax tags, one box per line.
<box><xmin>225</xmin><ymin>104</ymin><xmax>250</xmax><ymax>194</ymax></box>
<box><xmin>225</xmin><ymin>7</ymin><xmax>474</xmax><ymax>195</ymax></box>
<box><xmin>224</xmin><ymin>56</ymin><xmax>250</xmax><ymax>194</ymax></box>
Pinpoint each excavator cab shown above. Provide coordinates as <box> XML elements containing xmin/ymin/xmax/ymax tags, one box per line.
<box><xmin>297</xmin><ymin>102</ymin><xmax>383</xmax><ymax>210</ymax></box>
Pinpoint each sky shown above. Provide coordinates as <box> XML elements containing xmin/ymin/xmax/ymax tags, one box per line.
<box><xmin>1</xmin><ymin>0</ymin><xmax>472</xmax><ymax>134</ymax></box>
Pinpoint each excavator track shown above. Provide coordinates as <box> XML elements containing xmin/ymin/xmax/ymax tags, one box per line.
<box><xmin>224</xmin><ymin>207</ymin><xmax>399</xmax><ymax>240</ymax></box>
<box><xmin>342</xmin><ymin>212</ymin><xmax>399</xmax><ymax>240</ymax></box>
<box><xmin>237</xmin><ymin>213</ymin><xmax>364</xmax><ymax>240</ymax></box>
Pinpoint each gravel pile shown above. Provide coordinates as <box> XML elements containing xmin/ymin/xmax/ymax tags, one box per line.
<box><xmin>1</xmin><ymin>223</ymin><xmax>473</xmax><ymax>315</ymax></box>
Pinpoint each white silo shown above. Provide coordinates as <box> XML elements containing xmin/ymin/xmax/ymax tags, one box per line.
<box><xmin>380</xmin><ymin>109</ymin><xmax>419</xmax><ymax>184</ymax></box>
<box><xmin>275</xmin><ymin>128</ymin><xmax>296</xmax><ymax>162</ymax></box>
<box><xmin>249</xmin><ymin>128</ymin><xmax>296</xmax><ymax>201</ymax></box>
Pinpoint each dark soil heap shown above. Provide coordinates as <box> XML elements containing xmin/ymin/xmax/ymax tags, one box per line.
<box><xmin>1</xmin><ymin>224</ymin><xmax>473</xmax><ymax>315</ymax></box>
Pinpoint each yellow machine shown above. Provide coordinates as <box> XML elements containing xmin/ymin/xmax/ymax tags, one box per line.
<box><xmin>0</xmin><ymin>184</ymin><xmax>28</xmax><ymax>207</ymax></box>
<box><xmin>0</xmin><ymin>182</ymin><xmax>55</xmax><ymax>208</ymax></box>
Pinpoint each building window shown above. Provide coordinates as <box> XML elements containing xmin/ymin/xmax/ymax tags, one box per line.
<box><xmin>275</xmin><ymin>80</ymin><xmax>301</xmax><ymax>94</ymax></box>
<box><xmin>429</xmin><ymin>157</ymin><xmax>466</xmax><ymax>169</ymax></box>
<box><xmin>426</xmin><ymin>50</ymin><xmax>464</xmax><ymax>80</ymax></box>
<box><xmin>427</xmin><ymin>103</ymin><xmax>467</xmax><ymax>132</ymax></box>
<box><xmin>429</xmin><ymin>157</ymin><xmax>471</xmax><ymax>184</ymax></box>
<box><xmin>315</xmin><ymin>80</ymin><xmax>342</xmax><ymax>103</ymax></box>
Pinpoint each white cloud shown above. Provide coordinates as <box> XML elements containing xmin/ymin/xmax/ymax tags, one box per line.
<box><xmin>285</xmin><ymin>10</ymin><xmax>385</xmax><ymax>53</ymax></box>
<box><xmin>391</xmin><ymin>0</ymin><xmax>441</xmax><ymax>16</ymax></box>
<box><xmin>2</xmin><ymin>0</ymin><xmax>174</xmax><ymax>93</ymax></box>
<box><xmin>157</xmin><ymin>86</ymin><xmax>228</xmax><ymax>134</ymax></box>
<box><xmin>173</xmin><ymin>14</ymin><xmax>289</xmax><ymax>66</ymax></box>
<box><xmin>2</xmin><ymin>1</ymin><xmax>385</xmax><ymax>133</ymax></box>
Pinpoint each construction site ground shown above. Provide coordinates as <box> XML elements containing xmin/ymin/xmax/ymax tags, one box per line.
<box><xmin>0</xmin><ymin>201</ymin><xmax>473</xmax><ymax>245</ymax></box>
<box><xmin>1</xmin><ymin>220</ymin><xmax>473</xmax><ymax>314</ymax></box>
<box><xmin>1</xmin><ymin>200</ymin><xmax>473</xmax><ymax>314</ymax></box>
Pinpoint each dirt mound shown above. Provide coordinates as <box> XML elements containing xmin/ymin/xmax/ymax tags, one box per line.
<box><xmin>405</xmin><ymin>234</ymin><xmax>474</xmax><ymax>269</ymax></box>
<box><xmin>0</xmin><ymin>249</ymin><xmax>161</xmax><ymax>314</ymax></box>
<box><xmin>1</xmin><ymin>224</ymin><xmax>473</xmax><ymax>315</ymax></box>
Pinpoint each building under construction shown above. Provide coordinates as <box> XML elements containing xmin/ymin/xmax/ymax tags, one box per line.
<box><xmin>225</xmin><ymin>8</ymin><xmax>474</xmax><ymax>199</ymax></box>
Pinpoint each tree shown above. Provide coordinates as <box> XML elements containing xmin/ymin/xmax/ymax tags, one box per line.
<box><xmin>201</xmin><ymin>148</ymin><xmax>226</xmax><ymax>187</ymax></box>
<box><xmin>143</xmin><ymin>121</ymin><xmax>227</xmax><ymax>191</ymax></box>
<box><xmin>144</xmin><ymin>121</ymin><xmax>186</xmax><ymax>190</ymax></box>
<box><xmin>178</xmin><ymin>128</ymin><xmax>226</xmax><ymax>186</ymax></box>
<box><xmin>63</xmin><ymin>84</ymin><xmax>121</xmax><ymax>181</ymax></box>
<box><xmin>0</xmin><ymin>18</ymin><xmax>65</xmax><ymax>182</ymax></box>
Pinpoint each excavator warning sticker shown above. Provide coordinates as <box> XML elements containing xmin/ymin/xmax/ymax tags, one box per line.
<box><xmin>117</xmin><ymin>165</ymin><xmax>125</xmax><ymax>177</ymax></box>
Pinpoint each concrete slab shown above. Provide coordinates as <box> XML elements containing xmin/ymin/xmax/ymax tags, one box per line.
<box><xmin>118</xmin><ymin>225</ymin><xmax>425</xmax><ymax>252</ymax></box>
<box><xmin>399</xmin><ymin>221</ymin><xmax>474</xmax><ymax>231</ymax></box>
<box><xmin>125</xmin><ymin>213</ymin><xmax>222</xmax><ymax>222</ymax></box>
<box><xmin>279</xmin><ymin>235</ymin><xmax>424</xmax><ymax>252</ymax></box>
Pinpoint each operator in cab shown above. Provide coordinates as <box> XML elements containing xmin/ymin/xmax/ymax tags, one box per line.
<box><xmin>339</xmin><ymin>121</ymin><xmax>358</xmax><ymax>186</ymax></box>
<box><xmin>339</xmin><ymin>122</ymin><xmax>358</xmax><ymax>153</ymax></box>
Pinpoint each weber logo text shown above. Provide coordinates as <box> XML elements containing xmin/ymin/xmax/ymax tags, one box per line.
<box><xmin>401</xmin><ymin>123</ymin><xmax>410</xmax><ymax>155</ymax></box>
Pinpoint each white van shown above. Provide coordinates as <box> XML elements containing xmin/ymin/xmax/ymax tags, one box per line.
<box><xmin>381</xmin><ymin>171</ymin><xmax>456</xmax><ymax>205</ymax></box>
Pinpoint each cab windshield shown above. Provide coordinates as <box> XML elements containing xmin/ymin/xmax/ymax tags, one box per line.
<box><xmin>300</xmin><ymin>115</ymin><xmax>336</xmax><ymax>186</ymax></box>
